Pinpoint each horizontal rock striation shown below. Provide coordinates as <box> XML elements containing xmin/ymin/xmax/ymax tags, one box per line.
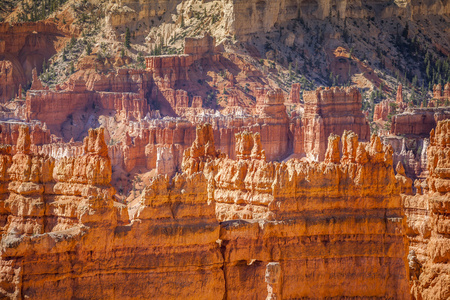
<box><xmin>231</xmin><ymin>0</ymin><xmax>450</xmax><ymax>39</ymax></box>
<box><xmin>176</xmin><ymin>124</ymin><xmax>410</xmax><ymax>299</ymax></box>
<box><xmin>301</xmin><ymin>86</ymin><xmax>370</xmax><ymax>161</ymax></box>
<box><xmin>0</xmin><ymin>125</ymin><xmax>223</xmax><ymax>299</ymax></box>
<box><xmin>0</xmin><ymin>123</ymin><xmax>410</xmax><ymax>299</ymax></box>
<box><xmin>391</xmin><ymin>107</ymin><xmax>450</xmax><ymax>136</ymax></box>
<box><xmin>26</xmin><ymin>69</ymin><xmax>151</xmax><ymax>135</ymax></box>
<box><xmin>403</xmin><ymin>119</ymin><xmax>450</xmax><ymax>300</ymax></box>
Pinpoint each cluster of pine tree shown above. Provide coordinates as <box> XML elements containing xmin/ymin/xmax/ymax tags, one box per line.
<box><xmin>425</xmin><ymin>53</ymin><xmax>450</xmax><ymax>90</ymax></box>
<box><xmin>17</xmin><ymin>0</ymin><xmax>67</xmax><ymax>22</ymax></box>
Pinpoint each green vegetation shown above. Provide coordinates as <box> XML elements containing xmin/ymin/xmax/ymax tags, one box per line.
<box><xmin>85</xmin><ymin>41</ymin><xmax>92</xmax><ymax>55</ymax></box>
<box><xmin>136</xmin><ymin>52</ymin><xmax>145</xmax><ymax>69</ymax></box>
<box><xmin>125</xmin><ymin>27</ymin><xmax>131</xmax><ymax>49</ymax></box>
<box><xmin>16</xmin><ymin>0</ymin><xmax>68</xmax><ymax>22</ymax></box>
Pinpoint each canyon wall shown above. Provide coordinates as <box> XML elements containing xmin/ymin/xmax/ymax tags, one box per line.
<box><xmin>0</xmin><ymin>21</ymin><xmax>69</xmax><ymax>103</ymax></box>
<box><xmin>404</xmin><ymin>119</ymin><xmax>450</xmax><ymax>300</ymax></box>
<box><xmin>24</xmin><ymin>78</ymin><xmax>373</xmax><ymax>175</ymax></box>
<box><xmin>391</xmin><ymin>107</ymin><xmax>450</xmax><ymax>136</ymax></box>
<box><xmin>105</xmin><ymin>0</ymin><xmax>450</xmax><ymax>40</ymax></box>
<box><xmin>231</xmin><ymin>0</ymin><xmax>450</xmax><ymax>38</ymax></box>
<box><xmin>0</xmin><ymin>124</ymin><xmax>411</xmax><ymax>299</ymax></box>
<box><xmin>0</xmin><ymin>125</ymin><xmax>224</xmax><ymax>299</ymax></box>
<box><xmin>210</xmin><ymin>127</ymin><xmax>409</xmax><ymax>298</ymax></box>
<box><xmin>26</xmin><ymin>69</ymin><xmax>151</xmax><ymax>135</ymax></box>
<box><xmin>301</xmin><ymin>86</ymin><xmax>370</xmax><ymax>161</ymax></box>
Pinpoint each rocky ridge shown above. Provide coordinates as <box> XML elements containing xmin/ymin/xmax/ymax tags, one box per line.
<box><xmin>0</xmin><ymin>124</ymin><xmax>411</xmax><ymax>299</ymax></box>
<box><xmin>403</xmin><ymin>119</ymin><xmax>450</xmax><ymax>300</ymax></box>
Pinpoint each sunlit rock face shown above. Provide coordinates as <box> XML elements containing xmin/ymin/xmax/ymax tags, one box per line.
<box><xmin>301</xmin><ymin>86</ymin><xmax>370</xmax><ymax>161</ymax></box>
<box><xmin>0</xmin><ymin>124</ymin><xmax>410</xmax><ymax>299</ymax></box>
<box><xmin>403</xmin><ymin>120</ymin><xmax>450</xmax><ymax>300</ymax></box>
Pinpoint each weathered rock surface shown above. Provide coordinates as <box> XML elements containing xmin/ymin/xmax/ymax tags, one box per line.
<box><xmin>430</xmin><ymin>83</ymin><xmax>450</xmax><ymax>107</ymax></box>
<box><xmin>301</xmin><ymin>86</ymin><xmax>370</xmax><ymax>161</ymax></box>
<box><xmin>190</xmin><ymin>125</ymin><xmax>409</xmax><ymax>299</ymax></box>
<box><xmin>230</xmin><ymin>0</ymin><xmax>450</xmax><ymax>38</ymax></box>
<box><xmin>0</xmin><ymin>21</ymin><xmax>70</xmax><ymax>103</ymax></box>
<box><xmin>391</xmin><ymin>107</ymin><xmax>450</xmax><ymax>136</ymax></box>
<box><xmin>403</xmin><ymin>119</ymin><xmax>450</xmax><ymax>300</ymax></box>
<box><xmin>26</xmin><ymin>69</ymin><xmax>151</xmax><ymax>136</ymax></box>
<box><xmin>0</xmin><ymin>124</ymin><xmax>411</xmax><ymax>299</ymax></box>
<box><xmin>374</xmin><ymin>85</ymin><xmax>407</xmax><ymax>122</ymax></box>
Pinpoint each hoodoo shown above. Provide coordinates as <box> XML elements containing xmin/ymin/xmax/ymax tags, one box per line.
<box><xmin>0</xmin><ymin>0</ymin><xmax>449</xmax><ymax>298</ymax></box>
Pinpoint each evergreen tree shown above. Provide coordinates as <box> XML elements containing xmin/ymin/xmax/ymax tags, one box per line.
<box><xmin>137</xmin><ymin>52</ymin><xmax>145</xmax><ymax>69</ymax></box>
<box><xmin>125</xmin><ymin>28</ymin><xmax>131</xmax><ymax>49</ymax></box>
<box><xmin>86</xmin><ymin>42</ymin><xmax>92</xmax><ymax>55</ymax></box>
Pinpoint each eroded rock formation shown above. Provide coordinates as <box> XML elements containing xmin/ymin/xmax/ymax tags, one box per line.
<box><xmin>26</xmin><ymin>69</ymin><xmax>151</xmax><ymax>137</ymax></box>
<box><xmin>0</xmin><ymin>21</ymin><xmax>70</xmax><ymax>103</ymax></box>
<box><xmin>301</xmin><ymin>86</ymin><xmax>370</xmax><ymax>161</ymax></box>
<box><xmin>230</xmin><ymin>0</ymin><xmax>450</xmax><ymax>38</ymax></box>
<box><xmin>0</xmin><ymin>124</ymin><xmax>411</xmax><ymax>299</ymax></box>
<box><xmin>430</xmin><ymin>82</ymin><xmax>450</xmax><ymax>107</ymax></box>
<box><xmin>175</xmin><ymin>125</ymin><xmax>410</xmax><ymax>299</ymax></box>
<box><xmin>391</xmin><ymin>107</ymin><xmax>450</xmax><ymax>136</ymax></box>
<box><xmin>403</xmin><ymin>119</ymin><xmax>450</xmax><ymax>300</ymax></box>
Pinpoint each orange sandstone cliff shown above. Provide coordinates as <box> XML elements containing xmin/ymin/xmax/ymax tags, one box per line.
<box><xmin>405</xmin><ymin>119</ymin><xmax>450</xmax><ymax>300</ymax></box>
<box><xmin>0</xmin><ymin>123</ymin><xmax>410</xmax><ymax>299</ymax></box>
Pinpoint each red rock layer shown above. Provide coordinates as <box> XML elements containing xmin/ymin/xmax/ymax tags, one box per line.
<box><xmin>301</xmin><ymin>86</ymin><xmax>370</xmax><ymax>160</ymax></box>
<box><xmin>26</xmin><ymin>69</ymin><xmax>150</xmax><ymax>133</ymax></box>
<box><xmin>0</xmin><ymin>21</ymin><xmax>70</xmax><ymax>103</ymax></box>
<box><xmin>185</xmin><ymin>125</ymin><xmax>410</xmax><ymax>299</ymax></box>
<box><xmin>0</xmin><ymin>124</ymin><xmax>410</xmax><ymax>299</ymax></box>
<box><xmin>145</xmin><ymin>34</ymin><xmax>220</xmax><ymax>84</ymax></box>
<box><xmin>391</xmin><ymin>107</ymin><xmax>450</xmax><ymax>136</ymax></box>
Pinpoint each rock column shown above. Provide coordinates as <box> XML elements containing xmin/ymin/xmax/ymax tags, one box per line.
<box><xmin>265</xmin><ymin>262</ymin><xmax>282</xmax><ymax>300</ymax></box>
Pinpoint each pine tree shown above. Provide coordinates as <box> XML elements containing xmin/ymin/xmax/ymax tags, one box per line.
<box><xmin>137</xmin><ymin>52</ymin><xmax>145</xmax><ymax>69</ymax></box>
<box><xmin>70</xmin><ymin>36</ymin><xmax>76</xmax><ymax>48</ymax></box>
<box><xmin>125</xmin><ymin>27</ymin><xmax>131</xmax><ymax>49</ymax></box>
<box><xmin>86</xmin><ymin>42</ymin><xmax>92</xmax><ymax>55</ymax></box>
<box><xmin>159</xmin><ymin>36</ymin><xmax>164</xmax><ymax>54</ymax></box>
